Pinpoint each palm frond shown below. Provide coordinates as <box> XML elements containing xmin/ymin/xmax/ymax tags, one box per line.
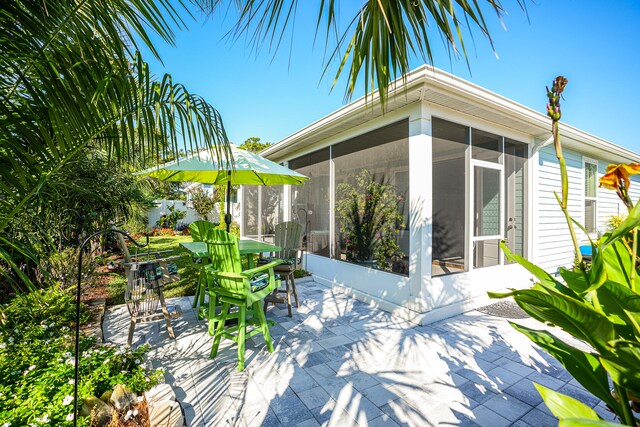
<box><xmin>230</xmin><ymin>0</ymin><xmax>527</xmax><ymax>105</ymax></box>
<box><xmin>0</xmin><ymin>0</ymin><xmax>231</xmax><ymax>293</ymax></box>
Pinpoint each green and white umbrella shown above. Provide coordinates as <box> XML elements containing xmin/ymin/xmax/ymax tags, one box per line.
<box><xmin>138</xmin><ymin>145</ymin><xmax>308</xmax><ymax>231</ymax></box>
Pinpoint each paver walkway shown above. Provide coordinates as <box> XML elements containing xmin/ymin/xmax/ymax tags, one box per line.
<box><xmin>103</xmin><ymin>278</ymin><xmax>616</xmax><ymax>427</ymax></box>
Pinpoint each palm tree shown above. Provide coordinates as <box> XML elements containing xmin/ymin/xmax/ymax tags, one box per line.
<box><xmin>0</xmin><ymin>0</ymin><xmax>525</xmax><ymax>292</ymax></box>
<box><xmin>229</xmin><ymin>0</ymin><xmax>527</xmax><ymax>104</ymax></box>
<box><xmin>0</xmin><ymin>0</ymin><xmax>231</xmax><ymax>291</ymax></box>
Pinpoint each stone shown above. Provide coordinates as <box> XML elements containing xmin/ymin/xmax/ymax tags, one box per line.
<box><xmin>100</xmin><ymin>390</ymin><xmax>112</xmax><ymax>403</ymax></box>
<box><xmin>110</xmin><ymin>384</ymin><xmax>137</xmax><ymax>411</ymax></box>
<box><xmin>80</xmin><ymin>396</ymin><xmax>113</xmax><ymax>426</ymax></box>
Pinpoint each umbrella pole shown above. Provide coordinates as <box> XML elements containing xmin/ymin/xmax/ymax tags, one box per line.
<box><xmin>225</xmin><ymin>172</ymin><xmax>232</xmax><ymax>233</ymax></box>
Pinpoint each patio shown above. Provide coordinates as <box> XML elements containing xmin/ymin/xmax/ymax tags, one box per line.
<box><xmin>103</xmin><ymin>278</ymin><xmax>615</xmax><ymax>427</ymax></box>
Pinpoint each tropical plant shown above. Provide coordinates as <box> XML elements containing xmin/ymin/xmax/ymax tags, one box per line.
<box><xmin>190</xmin><ymin>187</ymin><xmax>218</xmax><ymax>221</ymax></box>
<box><xmin>0</xmin><ymin>0</ymin><xmax>231</xmax><ymax>292</ymax></box>
<box><xmin>336</xmin><ymin>169</ymin><xmax>404</xmax><ymax>270</ymax></box>
<box><xmin>491</xmin><ymin>77</ymin><xmax>640</xmax><ymax>425</ymax></box>
<box><xmin>156</xmin><ymin>205</ymin><xmax>187</xmax><ymax>229</ymax></box>
<box><xmin>230</xmin><ymin>0</ymin><xmax>527</xmax><ymax>104</ymax></box>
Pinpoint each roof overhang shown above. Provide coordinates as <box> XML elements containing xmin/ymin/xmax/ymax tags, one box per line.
<box><xmin>262</xmin><ymin>65</ymin><xmax>639</xmax><ymax>164</ymax></box>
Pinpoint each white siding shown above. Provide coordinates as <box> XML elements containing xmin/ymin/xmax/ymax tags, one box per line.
<box><xmin>535</xmin><ymin>146</ymin><xmax>582</xmax><ymax>271</ymax></box>
<box><xmin>535</xmin><ymin>147</ymin><xmax>638</xmax><ymax>272</ymax></box>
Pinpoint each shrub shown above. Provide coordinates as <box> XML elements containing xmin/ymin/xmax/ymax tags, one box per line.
<box><xmin>189</xmin><ymin>188</ymin><xmax>217</xmax><ymax>220</ymax></box>
<box><xmin>155</xmin><ymin>204</ymin><xmax>186</xmax><ymax>229</ymax></box>
<box><xmin>335</xmin><ymin>169</ymin><xmax>404</xmax><ymax>270</ymax></box>
<box><xmin>293</xmin><ymin>269</ymin><xmax>311</xmax><ymax>279</ymax></box>
<box><xmin>0</xmin><ymin>287</ymin><xmax>162</xmax><ymax>425</ymax></box>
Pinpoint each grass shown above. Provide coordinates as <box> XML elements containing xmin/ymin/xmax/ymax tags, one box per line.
<box><xmin>102</xmin><ymin>234</ymin><xmax>311</xmax><ymax>306</ymax></box>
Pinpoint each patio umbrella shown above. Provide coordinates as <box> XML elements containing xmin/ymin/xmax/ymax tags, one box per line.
<box><xmin>138</xmin><ymin>145</ymin><xmax>308</xmax><ymax>231</ymax></box>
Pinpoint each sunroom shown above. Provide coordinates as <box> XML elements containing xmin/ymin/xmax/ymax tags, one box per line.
<box><xmin>239</xmin><ymin>65</ymin><xmax>638</xmax><ymax>324</ymax></box>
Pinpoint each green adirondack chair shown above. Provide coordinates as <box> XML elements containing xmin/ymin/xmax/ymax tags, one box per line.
<box><xmin>262</xmin><ymin>221</ymin><xmax>303</xmax><ymax>317</ymax></box>
<box><xmin>189</xmin><ymin>220</ymin><xmax>217</xmax><ymax>317</ymax></box>
<box><xmin>205</xmin><ymin>229</ymin><xmax>282</xmax><ymax>371</ymax></box>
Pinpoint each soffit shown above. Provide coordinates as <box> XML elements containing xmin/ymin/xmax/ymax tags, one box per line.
<box><xmin>264</xmin><ymin>66</ymin><xmax>639</xmax><ymax>163</ymax></box>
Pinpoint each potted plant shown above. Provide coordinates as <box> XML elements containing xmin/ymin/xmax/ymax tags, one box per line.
<box><xmin>336</xmin><ymin>169</ymin><xmax>404</xmax><ymax>271</ymax></box>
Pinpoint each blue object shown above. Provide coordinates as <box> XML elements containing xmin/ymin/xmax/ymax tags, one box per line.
<box><xmin>579</xmin><ymin>245</ymin><xmax>593</xmax><ymax>257</ymax></box>
<box><xmin>250</xmin><ymin>273</ymin><xmax>271</xmax><ymax>292</ymax></box>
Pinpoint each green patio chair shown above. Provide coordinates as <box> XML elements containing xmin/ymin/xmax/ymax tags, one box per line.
<box><xmin>189</xmin><ymin>220</ymin><xmax>217</xmax><ymax>317</ymax></box>
<box><xmin>205</xmin><ymin>229</ymin><xmax>282</xmax><ymax>371</ymax></box>
<box><xmin>262</xmin><ymin>221</ymin><xmax>303</xmax><ymax>317</ymax></box>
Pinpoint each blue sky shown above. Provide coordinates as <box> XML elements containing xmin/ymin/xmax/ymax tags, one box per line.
<box><xmin>141</xmin><ymin>1</ymin><xmax>640</xmax><ymax>153</ymax></box>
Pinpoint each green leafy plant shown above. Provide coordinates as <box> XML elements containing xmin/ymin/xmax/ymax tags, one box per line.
<box><xmin>190</xmin><ymin>187</ymin><xmax>218</xmax><ymax>221</ymax></box>
<box><xmin>156</xmin><ymin>204</ymin><xmax>187</xmax><ymax>230</ymax></box>
<box><xmin>335</xmin><ymin>169</ymin><xmax>404</xmax><ymax>270</ymax></box>
<box><xmin>0</xmin><ymin>287</ymin><xmax>162</xmax><ymax>426</ymax></box>
<box><xmin>0</xmin><ymin>1</ymin><xmax>231</xmax><ymax>294</ymax></box>
<box><xmin>293</xmin><ymin>269</ymin><xmax>311</xmax><ymax>279</ymax></box>
<box><xmin>491</xmin><ymin>77</ymin><xmax>640</xmax><ymax>425</ymax></box>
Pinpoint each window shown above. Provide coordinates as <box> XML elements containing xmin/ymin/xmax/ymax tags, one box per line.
<box><xmin>584</xmin><ymin>159</ymin><xmax>598</xmax><ymax>234</ymax></box>
<box><xmin>289</xmin><ymin>148</ymin><xmax>331</xmax><ymax>257</ymax></box>
<box><xmin>333</xmin><ymin>120</ymin><xmax>409</xmax><ymax>274</ymax></box>
<box><xmin>431</xmin><ymin>118</ymin><xmax>528</xmax><ymax>276</ymax></box>
<box><xmin>287</xmin><ymin>121</ymin><xmax>410</xmax><ymax>275</ymax></box>
<box><xmin>432</xmin><ymin>118</ymin><xmax>468</xmax><ymax>275</ymax></box>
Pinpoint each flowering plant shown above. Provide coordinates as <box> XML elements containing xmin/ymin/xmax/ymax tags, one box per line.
<box><xmin>491</xmin><ymin>77</ymin><xmax>640</xmax><ymax>425</ymax></box>
<box><xmin>335</xmin><ymin>169</ymin><xmax>404</xmax><ymax>271</ymax></box>
<box><xmin>0</xmin><ymin>287</ymin><xmax>162</xmax><ymax>426</ymax></box>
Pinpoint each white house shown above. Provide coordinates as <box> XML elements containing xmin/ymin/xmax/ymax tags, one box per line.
<box><xmin>240</xmin><ymin>65</ymin><xmax>640</xmax><ymax>325</ymax></box>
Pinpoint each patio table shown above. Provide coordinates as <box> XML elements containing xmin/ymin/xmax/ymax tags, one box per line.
<box><xmin>180</xmin><ymin>239</ymin><xmax>282</xmax><ymax>268</ymax></box>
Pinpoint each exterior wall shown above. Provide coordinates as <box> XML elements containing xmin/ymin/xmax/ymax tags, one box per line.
<box><xmin>534</xmin><ymin>145</ymin><xmax>640</xmax><ymax>272</ymax></box>
<box><xmin>261</xmin><ymin>83</ymin><xmax>638</xmax><ymax>325</ymax></box>
<box><xmin>275</xmin><ymin>104</ymin><xmax>427</xmax><ymax>320</ymax></box>
<box><xmin>292</xmin><ymin>102</ymin><xmax>537</xmax><ymax>325</ymax></box>
<box><xmin>417</xmin><ymin>104</ymin><xmax>533</xmax><ymax>324</ymax></box>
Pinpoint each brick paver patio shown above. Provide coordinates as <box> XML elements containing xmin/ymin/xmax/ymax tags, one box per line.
<box><xmin>103</xmin><ymin>278</ymin><xmax>616</xmax><ymax>426</ymax></box>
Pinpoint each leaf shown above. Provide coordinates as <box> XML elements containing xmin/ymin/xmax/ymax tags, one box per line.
<box><xmin>600</xmin><ymin>202</ymin><xmax>640</xmax><ymax>251</ymax></box>
<box><xmin>601</xmin><ymin>240</ymin><xmax>634</xmax><ymax>288</ymax></box>
<box><xmin>512</xmin><ymin>324</ymin><xmax>620</xmax><ymax>412</ymax></box>
<box><xmin>600</xmin><ymin>346</ymin><xmax>640</xmax><ymax>397</ymax></box>
<box><xmin>559</xmin><ymin>419</ymin><xmax>624</xmax><ymax>427</ymax></box>
<box><xmin>499</xmin><ymin>242</ymin><xmax>572</xmax><ymax>296</ymax></box>
<box><xmin>535</xmin><ymin>383</ymin><xmax>602</xmax><ymax>420</ymax></box>
<box><xmin>596</xmin><ymin>281</ymin><xmax>640</xmax><ymax>340</ymax></box>
<box><xmin>560</xmin><ymin>268</ymin><xmax>591</xmax><ymax>294</ymax></box>
<box><xmin>502</xmin><ymin>287</ymin><xmax>615</xmax><ymax>352</ymax></box>
<box><xmin>586</xmin><ymin>248</ymin><xmax>607</xmax><ymax>293</ymax></box>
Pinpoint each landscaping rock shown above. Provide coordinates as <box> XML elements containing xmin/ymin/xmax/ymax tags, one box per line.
<box><xmin>80</xmin><ymin>396</ymin><xmax>112</xmax><ymax>426</ymax></box>
<box><xmin>99</xmin><ymin>389</ymin><xmax>112</xmax><ymax>403</ymax></box>
<box><xmin>110</xmin><ymin>384</ymin><xmax>137</xmax><ymax>411</ymax></box>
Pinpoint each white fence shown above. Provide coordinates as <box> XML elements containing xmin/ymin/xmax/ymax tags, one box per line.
<box><xmin>147</xmin><ymin>199</ymin><xmax>241</xmax><ymax>229</ymax></box>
